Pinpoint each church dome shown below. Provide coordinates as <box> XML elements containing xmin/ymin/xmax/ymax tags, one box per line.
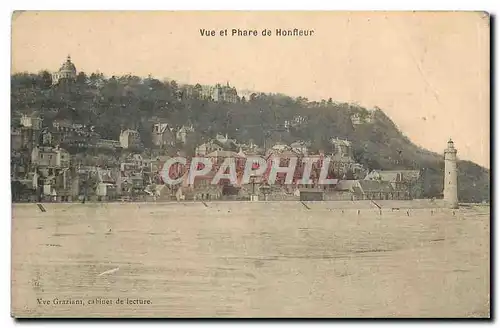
<box><xmin>59</xmin><ymin>55</ymin><xmax>77</xmax><ymax>73</ymax></box>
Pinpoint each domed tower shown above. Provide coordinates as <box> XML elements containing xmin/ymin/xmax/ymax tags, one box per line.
<box><xmin>52</xmin><ymin>55</ymin><xmax>77</xmax><ymax>85</ymax></box>
<box><xmin>443</xmin><ymin>139</ymin><xmax>459</xmax><ymax>209</ymax></box>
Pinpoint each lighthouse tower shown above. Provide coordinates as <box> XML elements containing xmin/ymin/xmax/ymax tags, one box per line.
<box><xmin>443</xmin><ymin>139</ymin><xmax>459</xmax><ymax>209</ymax></box>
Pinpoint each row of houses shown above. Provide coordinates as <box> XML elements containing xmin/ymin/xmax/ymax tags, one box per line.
<box><xmin>11</xmin><ymin>112</ymin><xmax>196</xmax><ymax>201</ymax></box>
<box><xmin>13</xmin><ymin>138</ymin><xmax>422</xmax><ymax>202</ymax></box>
<box><xmin>11</xmin><ymin>112</ymin><xmax>145</xmax><ymax>201</ymax></box>
<box><xmin>151</xmin><ymin>122</ymin><xmax>195</xmax><ymax>147</ymax></box>
<box><xmin>11</xmin><ymin>113</ymin><xmax>141</xmax><ymax>152</ymax></box>
<box><xmin>173</xmin><ymin>170</ymin><xmax>422</xmax><ymax>202</ymax></box>
<box><xmin>191</xmin><ymin>134</ymin><xmax>360</xmax><ymax>179</ymax></box>
<box><xmin>14</xmin><ymin>113</ymin><xmax>198</xmax><ymax>154</ymax></box>
<box><xmin>181</xmin><ymin>82</ymin><xmax>239</xmax><ymax>103</ymax></box>
<box><xmin>172</xmin><ymin>133</ymin><xmax>422</xmax><ymax>201</ymax></box>
<box><xmin>11</xmin><ymin>112</ymin><xmax>421</xmax><ymax>203</ymax></box>
<box><xmin>13</xmin><ymin>148</ymin><xmax>171</xmax><ymax>202</ymax></box>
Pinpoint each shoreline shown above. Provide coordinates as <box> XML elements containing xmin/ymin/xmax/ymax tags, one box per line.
<box><xmin>11</xmin><ymin>199</ymin><xmax>490</xmax><ymax>210</ymax></box>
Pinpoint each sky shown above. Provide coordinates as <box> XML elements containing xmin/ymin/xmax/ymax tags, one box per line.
<box><xmin>11</xmin><ymin>11</ymin><xmax>490</xmax><ymax>168</ymax></box>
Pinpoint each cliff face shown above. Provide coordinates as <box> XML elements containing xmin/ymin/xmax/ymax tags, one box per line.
<box><xmin>11</xmin><ymin>73</ymin><xmax>490</xmax><ymax>202</ymax></box>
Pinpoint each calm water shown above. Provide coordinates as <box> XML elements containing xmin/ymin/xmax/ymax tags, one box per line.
<box><xmin>12</xmin><ymin>202</ymin><xmax>490</xmax><ymax>318</ymax></box>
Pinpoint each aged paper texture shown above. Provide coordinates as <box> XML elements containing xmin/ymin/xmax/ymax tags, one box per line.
<box><xmin>11</xmin><ymin>11</ymin><xmax>490</xmax><ymax>318</ymax></box>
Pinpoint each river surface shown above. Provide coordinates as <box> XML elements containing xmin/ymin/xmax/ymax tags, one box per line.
<box><xmin>11</xmin><ymin>201</ymin><xmax>490</xmax><ymax>318</ymax></box>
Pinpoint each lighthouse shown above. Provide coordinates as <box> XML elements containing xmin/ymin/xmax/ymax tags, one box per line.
<box><xmin>443</xmin><ymin>139</ymin><xmax>459</xmax><ymax>209</ymax></box>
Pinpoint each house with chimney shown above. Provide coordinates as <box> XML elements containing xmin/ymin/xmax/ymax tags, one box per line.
<box><xmin>195</xmin><ymin>140</ymin><xmax>224</xmax><ymax>156</ymax></box>
<box><xmin>152</xmin><ymin>122</ymin><xmax>176</xmax><ymax>147</ymax></box>
<box><xmin>120</xmin><ymin>129</ymin><xmax>142</xmax><ymax>150</ymax></box>
<box><xmin>30</xmin><ymin>145</ymin><xmax>73</xmax><ymax>200</ymax></box>
<box><xmin>329</xmin><ymin>137</ymin><xmax>356</xmax><ymax>175</ymax></box>
<box><xmin>364</xmin><ymin>169</ymin><xmax>422</xmax><ymax>199</ymax></box>
<box><xmin>176</xmin><ymin>125</ymin><xmax>195</xmax><ymax>144</ymax></box>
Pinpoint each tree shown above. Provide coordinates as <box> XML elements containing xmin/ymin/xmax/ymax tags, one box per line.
<box><xmin>170</xmin><ymin>80</ymin><xmax>178</xmax><ymax>97</ymax></box>
<box><xmin>38</xmin><ymin>70</ymin><xmax>52</xmax><ymax>89</ymax></box>
<box><xmin>11</xmin><ymin>181</ymin><xmax>26</xmax><ymax>201</ymax></box>
<box><xmin>193</xmin><ymin>83</ymin><xmax>202</xmax><ymax>99</ymax></box>
<box><xmin>76</xmin><ymin>72</ymin><xmax>87</xmax><ymax>85</ymax></box>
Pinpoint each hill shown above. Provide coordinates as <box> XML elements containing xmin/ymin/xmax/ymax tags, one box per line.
<box><xmin>10</xmin><ymin>71</ymin><xmax>490</xmax><ymax>202</ymax></box>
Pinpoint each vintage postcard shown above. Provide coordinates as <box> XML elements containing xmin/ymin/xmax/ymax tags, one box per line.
<box><xmin>11</xmin><ymin>11</ymin><xmax>490</xmax><ymax>318</ymax></box>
